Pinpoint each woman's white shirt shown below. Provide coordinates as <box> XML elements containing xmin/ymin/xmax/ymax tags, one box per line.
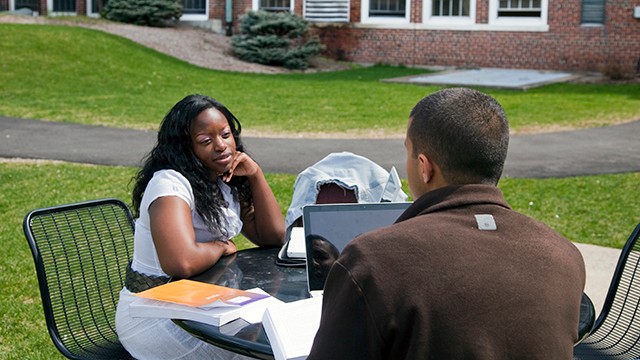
<box><xmin>131</xmin><ymin>169</ymin><xmax>243</xmax><ymax>277</ymax></box>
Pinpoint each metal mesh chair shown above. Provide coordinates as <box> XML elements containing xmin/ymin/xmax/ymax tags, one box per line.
<box><xmin>23</xmin><ymin>198</ymin><xmax>135</xmax><ymax>360</ymax></box>
<box><xmin>574</xmin><ymin>223</ymin><xmax>640</xmax><ymax>359</ymax></box>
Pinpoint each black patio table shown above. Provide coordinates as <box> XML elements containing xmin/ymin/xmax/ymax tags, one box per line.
<box><xmin>174</xmin><ymin>247</ymin><xmax>308</xmax><ymax>359</ymax></box>
<box><xmin>174</xmin><ymin>247</ymin><xmax>596</xmax><ymax>359</ymax></box>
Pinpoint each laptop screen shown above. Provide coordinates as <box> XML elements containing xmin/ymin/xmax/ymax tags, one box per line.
<box><xmin>303</xmin><ymin>202</ymin><xmax>411</xmax><ymax>293</ymax></box>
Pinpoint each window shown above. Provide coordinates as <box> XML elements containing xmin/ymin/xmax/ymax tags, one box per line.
<box><xmin>361</xmin><ymin>0</ymin><xmax>409</xmax><ymax>23</ymax></box>
<box><xmin>87</xmin><ymin>0</ymin><xmax>108</xmax><ymax>16</ymax></box>
<box><xmin>260</xmin><ymin>0</ymin><xmax>291</xmax><ymax>12</ymax></box>
<box><xmin>369</xmin><ymin>0</ymin><xmax>405</xmax><ymax>17</ymax></box>
<box><xmin>581</xmin><ymin>0</ymin><xmax>605</xmax><ymax>25</ymax></box>
<box><xmin>489</xmin><ymin>0</ymin><xmax>548</xmax><ymax>29</ymax></box>
<box><xmin>424</xmin><ymin>0</ymin><xmax>475</xmax><ymax>26</ymax></box>
<box><xmin>181</xmin><ymin>0</ymin><xmax>207</xmax><ymax>20</ymax></box>
<box><xmin>183</xmin><ymin>0</ymin><xmax>206</xmax><ymax>14</ymax></box>
<box><xmin>498</xmin><ymin>0</ymin><xmax>541</xmax><ymax>17</ymax></box>
<box><xmin>432</xmin><ymin>0</ymin><xmax>470</xmax><ymax>16</ymax></box>
<box><xmin>52</xmin><ymin>0</ymin><xmax>75</xmax><ymax>12</ymax></box>
<box><xmin>15</xmin><ymin>0</ymin><xmax>40</xmax><ymax>11</ymax></box>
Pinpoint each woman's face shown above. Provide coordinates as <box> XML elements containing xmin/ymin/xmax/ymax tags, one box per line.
<box><xmin>190</xmin><ymin>107</ymin><xmax>237</xmax><ymax>179</ymax></box>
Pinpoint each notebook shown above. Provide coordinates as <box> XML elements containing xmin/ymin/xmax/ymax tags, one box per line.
<box><xmin>303</xmin><ymin>202</ymin><xmax>411</xmax><ymax>297</ymax></box>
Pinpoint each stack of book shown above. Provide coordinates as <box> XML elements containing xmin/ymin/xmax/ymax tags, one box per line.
<box><xmin>129</xmin><ymin>279</ymin><xmax>282</xmax><ymax>326</ymax></box>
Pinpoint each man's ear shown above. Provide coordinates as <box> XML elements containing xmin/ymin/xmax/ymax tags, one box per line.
<box><xmin>417</xmin><ymin>153</ymin><xmax>433</xmax><ymax>184</ymax></box>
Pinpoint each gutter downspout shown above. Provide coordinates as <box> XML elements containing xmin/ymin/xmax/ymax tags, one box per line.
<box><xmin>225</xmin><ymin>0</ymin><xmax>233</xmax><ymax>36</ymax></box>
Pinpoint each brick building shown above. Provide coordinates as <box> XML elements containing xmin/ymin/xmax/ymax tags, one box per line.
<box><xmin>3</xmin><ymin>0</ymin><xmax>639</xmax><ymax>75</ymax></box>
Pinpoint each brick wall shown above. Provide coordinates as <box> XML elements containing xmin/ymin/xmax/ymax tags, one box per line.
<box><xmin>20</xmin><ymin>0</ymin><xmax>639</xmax><ymax>75</ymax></box>
<box><xmin>310</xmin><ymin>0</ymin><xmax>640</xmax><ymax>75</ymax></box>
<box><xmin>476</xmin><ymin>0</ymin><xmax>488</xmax><ymax>23</ymax></box>
<box><xmin>230</xmin><ymin>0</ymin><xmax>252</xmax><ymax>32</ymax></box>
<box><xmin>76</xmin><ymin>0</ymin><xmax>85</xmax><ymax>15</ymax></box>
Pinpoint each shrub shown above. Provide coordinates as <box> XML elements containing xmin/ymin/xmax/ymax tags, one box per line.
<box><xmin>103</xmin><ymin>0</ymin><xmax>182</xmax><ymax>27</ymax></box>
<box><xmin>231</xmin><ymin>11</ymin><xmax>325</xmax><ymax>70</ymax></box>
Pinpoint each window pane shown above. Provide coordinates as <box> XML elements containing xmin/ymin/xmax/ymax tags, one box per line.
<box><xmin>53</xmin><ymin>0</ymin><xmax>75</xmax><ymax>12</ymax></box>
<box><xmin>370</xmin><ymin>0</ymin><xmax>405</xmax><ymax>17</ymax></box>
<box><xmin>183</xmin><ymin>0</ymin><xmax>205</xmax><ymax>14</ymax></box>
<box><xmin>432</xmin><ymin>0</ymin><xmax>469</xmax><ymax>16</ymax></box>
<box><xmin>15</xmin><ymin>0</ymin><xmax>40</xmax><ymax>11</ymax></box>
<box><xmin>260</xmin><ymin>0</ymin><xmax>291</xmax><ymax>11</ymax></box>
<box><xmin>498</xmin><ymin>0</ymin><xmax>541</xmax><ymax>17</ymax></box>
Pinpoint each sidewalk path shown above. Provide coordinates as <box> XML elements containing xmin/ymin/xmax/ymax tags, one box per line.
<box><xmin>2</xmin><ymin>115</ymin><xmax>638</xmax><ymax>313</ymax></box>
<box><xmin>2</xmin><ymin>116</ymin><xmax>639</xmax><ymax>179</ymax></box>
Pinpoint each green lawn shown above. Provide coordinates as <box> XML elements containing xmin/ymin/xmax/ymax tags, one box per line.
<box><xmin>1</xmin><ymin>23</ymin><xmax>640</xmax><ymax>135</ymax></box>
<box><xmin>2</xmin><ymin>162</ymin><xmax>639</xmax><ymax>358</ymax></box>
<box><xmin>1</xmin><ymin>20</ymin><xmax>639</xmax><ymax>359</ymax></box>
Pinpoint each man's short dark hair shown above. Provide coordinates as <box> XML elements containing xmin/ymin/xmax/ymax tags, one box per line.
<box><xmin>408</xmin><ymin>88</ymin><xmax>509</xmax><ymax>185</ymax></box>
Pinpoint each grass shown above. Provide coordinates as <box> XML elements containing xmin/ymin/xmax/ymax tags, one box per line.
<box><xmin>0</xmin><ymin>162</ymin><xmax>293</xmax><ymax>359</ymax></box>
<box><xmin>1</xmin><ymin>23</ymin><xmax>640</xmax><ymax>136</ymax></box>
<box><xmin>499</xmin><ymin>174</ymin><xmax>640</xmax><ymax>248</ymax></box>
<box><xmin>1</xmin><ymin>20</ymin><xmax>639</xmax><ymax>359</ymax></box>
<box><xmin>2</xmin><ymin>162</ymin><xmax>639</xmax><ymax>358</ymax></box>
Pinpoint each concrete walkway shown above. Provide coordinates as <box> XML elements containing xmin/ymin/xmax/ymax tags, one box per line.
<box><xmin>2</xmin><ymin>115</ymin><xmax>638</xmax><ymax>314</ymax></box>
<box><xmin>2</xmin><ymin>116</ymin><xmax>639</xmax><ymax>179</ymax></box>
<box><xmin>384</xmin><ymin>68</ymin><xmax>582</xmax><ymax>90</ymax></box>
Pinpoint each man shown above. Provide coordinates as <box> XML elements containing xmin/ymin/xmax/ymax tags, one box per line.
<box><xmin>307</xmin><ymin>88</ymin><xmax>586</xmax><ymax>360</ymax></box>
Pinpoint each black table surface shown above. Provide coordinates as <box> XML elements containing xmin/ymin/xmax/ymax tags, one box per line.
<box><xmin>175</xmin><ymin>247</ymin><xmax>597</xmax><ymax>358</ymax></box>
<box><xmin>174</xmin><ymin>247</ymin><xmax>308</xmax><ymax>360</ymax></box>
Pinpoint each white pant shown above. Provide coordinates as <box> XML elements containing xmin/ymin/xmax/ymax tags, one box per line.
<box><xmin>116</xmin><ymin>288</ymin><xmax>253</xmax><ymax>360</ymax></box>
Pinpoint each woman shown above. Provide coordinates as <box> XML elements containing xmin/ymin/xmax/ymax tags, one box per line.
<box><xmin>116</xmin><ymin>94</ymin><xmax>285</xmax><ymax>359</ymax></box>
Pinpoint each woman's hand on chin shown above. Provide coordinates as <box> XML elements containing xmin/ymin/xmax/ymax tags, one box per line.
<box><xmin>220</xmin><ymin>151</ymin><xmax>260</xmax><ymax>182</ymax></box>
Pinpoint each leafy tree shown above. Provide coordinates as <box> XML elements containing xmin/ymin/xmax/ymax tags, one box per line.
<box><xmin>232</xmin><ymin>11</ymin><xmax>324</xmax><ymax>70</ymax></box>
<box><xmin>103</xmin><ymin>0</ymin><xmax>182</xmax><ymax>27</ymax></box>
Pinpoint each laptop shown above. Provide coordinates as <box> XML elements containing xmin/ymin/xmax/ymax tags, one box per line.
<box><xmin>303</xmin><ymin>202</ymin><xmax>411</xmax><ymax>297</ymax></box>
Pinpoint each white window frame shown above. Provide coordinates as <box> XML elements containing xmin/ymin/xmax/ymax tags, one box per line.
<box><xmin>423</xmin><ymin>0</ymin><xmax>475</xmax><ymax>25</ymax></box>
<box><xmin>86</xmin><ymin>0</ymin><xmax>102</xmax><ymax>17</ymax></box>
<box><xmin>361</xmin><ymin>0</ymin><xmax>410</xmax><ymax>24</ymax></box>
<box><xmin>252</xmin><ymin>0</ymin><xmax>295</xmax><ymax>13</ymax></box>
<box><xmin>489</xmin><ymin>0</ymin><xmax>548</xmax><ymax>28</ymax></box>
<box><xmin>180</xmin><ymin>0</ymin><xmax>209</xmax><ymax>21</ymax></box>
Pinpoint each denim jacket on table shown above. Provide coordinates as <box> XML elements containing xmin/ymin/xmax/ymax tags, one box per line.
<box><xmin>284</xmin><ymin>151</ymin><xmax>409</xmax><ymax>233</ymax></box>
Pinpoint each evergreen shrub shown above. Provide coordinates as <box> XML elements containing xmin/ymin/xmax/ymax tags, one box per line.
<box><xmin>231</xmin><ymin>11</ymin><xmax>324</xmax><ymax>70</ymax></box>
<box><xmin>103</xmin><ymin>0</ymin><xmax>182</xmax><ymax>27</ymax></box>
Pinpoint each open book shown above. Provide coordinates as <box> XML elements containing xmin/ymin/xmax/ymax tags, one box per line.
<box><xmin>262</xmin><ymin>296</ymin><xmax>323</xmax><ymax>360</ymax></box>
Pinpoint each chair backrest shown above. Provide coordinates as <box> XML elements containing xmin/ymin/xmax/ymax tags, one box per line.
<box><xmin>574</xmin><ymin>222</ymin><xmax>640</xmax><ymax>359</ymax></box>
<box><xmin>23</xmin><ymin>198</ymin><xmax>135</xmax><ymax>360</ymax></box>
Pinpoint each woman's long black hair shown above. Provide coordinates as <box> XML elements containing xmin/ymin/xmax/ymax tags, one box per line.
<box><xmin>132</xmin><ymin>94</ymin><xmax>251</xmax><ymax>236</ymax></box>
